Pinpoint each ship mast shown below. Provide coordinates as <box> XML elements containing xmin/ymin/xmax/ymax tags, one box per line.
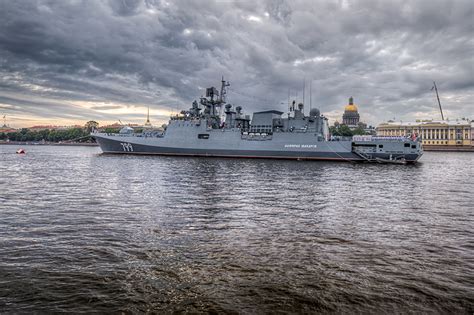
<box><xmin>219</xmin><ymin>76</ymin><xmax>230</xmax><ymax>104</ymax></box>
<box><xmin>302</xmin><ymin>77</ymin><xmax>305</xmax><ymax>111</ymax></box>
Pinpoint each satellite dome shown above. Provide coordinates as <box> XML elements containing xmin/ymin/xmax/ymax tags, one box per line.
<box><xmin>309</xmin><ymin>108</ymin><xmax>320</xmax><ymax>117</ymax></box>
<box><xmin>119</xmin><ymin>126</ymin><xmax>134</xmax><ymax>134</ymax></box>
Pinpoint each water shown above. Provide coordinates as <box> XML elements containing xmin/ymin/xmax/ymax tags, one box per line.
<box><xmin>1</xmin><ymin>145</ymin><xmax>473</xmax><ymax>313</ymax></box>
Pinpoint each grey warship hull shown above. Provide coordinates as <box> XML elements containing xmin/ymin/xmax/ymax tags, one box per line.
<box><xmin>93</xmin><ymin>78</ymin><xmax>423</xmax><ymax>163</ymax></box>
<box><xmin>93</xmin><ymin>130</ymin><xmax>422</xmax><ymax>163</ymax></box>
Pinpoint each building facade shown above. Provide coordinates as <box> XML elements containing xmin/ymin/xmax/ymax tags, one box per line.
<box><xmin>376</xmin><ymin>119</ymin><xmax>472</xmax><ymax>147</ymax></box>
<box><xmin>342</xmin><ymin>97</ymin><xmax>360</xmax><ymax>127</ymax></box>
<box><xmin>472</xmin><ymin>127</ymin><xmax>474</xmax><ymax>146</ymax></box>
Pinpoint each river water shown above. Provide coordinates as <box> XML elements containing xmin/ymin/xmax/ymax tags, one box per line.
<box><xmin>0</xmin><ymin>145</ymin><xmax>473</xmax><ymax>313</ymax></box>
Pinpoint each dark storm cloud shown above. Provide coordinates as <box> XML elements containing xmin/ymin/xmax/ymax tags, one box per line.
<box><xmin>0</xmin><ymin>0</ymin><xmax>472</xmax><ymax>127</ymax></box>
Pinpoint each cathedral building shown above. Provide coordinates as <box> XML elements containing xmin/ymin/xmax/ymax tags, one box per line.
<box><xmin>342</xmin><ymin>96</ymin><xmax>360</xmax><ymax>128</ymax></box>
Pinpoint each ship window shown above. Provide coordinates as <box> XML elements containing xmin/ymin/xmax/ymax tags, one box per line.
<box><xmin>404</xmin><ymin>143</ymin><xmax>410</xmax><ymax>147</ymax></box>
<box><xmin>378</xmin><ymin>144</ymin><xmax>383</xmax><ymax>148</ymax></box>
<box><xmin>411</xmin><ymin>145</ymin><xmax>416</xmax><ymax>149</ymax></box>
<box><xmin>198</xmin><ymin>134</ymin><xmax>210</xmax><ymax>139</ymax></box>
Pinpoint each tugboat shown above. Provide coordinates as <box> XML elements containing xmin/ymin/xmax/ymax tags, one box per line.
<box><xmin>92</xmin><ymin>79</ymin><xmax>423</xmax><ymax>164</ymax></box>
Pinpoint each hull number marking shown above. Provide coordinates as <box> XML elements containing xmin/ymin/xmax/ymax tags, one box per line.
<box><xmin>120</xmin><ymin>142</ymin><xmax>134</xmax><ymax>152</ymax></box>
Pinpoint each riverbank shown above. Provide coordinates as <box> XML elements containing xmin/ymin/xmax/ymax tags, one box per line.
<box><xmin>0</xmin><ymin>141</ymin><xmax>98</xmax><ymax>146</ymax></box>
<box><xmin>423</xmin><ymin>145</ymin><xmax>474</xmax><ymax>152</ymax></box>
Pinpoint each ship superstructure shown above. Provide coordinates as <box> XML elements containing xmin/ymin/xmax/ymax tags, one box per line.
<box><xmin>93</xmin><ymin>79</ymin><xmax>423</xmax><ymax>163</ymax></box>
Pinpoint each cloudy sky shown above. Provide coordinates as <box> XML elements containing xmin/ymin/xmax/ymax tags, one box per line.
<box><xmin>0</xmin><ymin>0</ymin><xmax>473</xmax><ymax>128</ymax></box>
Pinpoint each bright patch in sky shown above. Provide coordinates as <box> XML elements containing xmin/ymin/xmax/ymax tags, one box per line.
<box><xmin>0</xmin><ymin>0</ymin><xmax>472</xmax><ymax>127</ymax></box>
<box><xmin>246</xmin><ymin>15</ymin><xmax>263</xmax><ymax>23</ymax></box>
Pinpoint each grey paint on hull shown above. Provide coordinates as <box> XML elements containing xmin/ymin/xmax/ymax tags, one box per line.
<box><xmin>94</xmin><ymin>135</ymin><xmax>421</xmax><ymax>163</ymax></box>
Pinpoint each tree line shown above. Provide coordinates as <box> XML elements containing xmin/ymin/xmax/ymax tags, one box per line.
<box><xmin>1</xmin><ymin>120</ymin><xmax>370</xmax><ymax>142</ymax></box>
<box><xmin>0</xmin><ymin>128</ymin><xmax>94</xmax><ymax>142</ymax></box>
<box><xmin>329</xmin><ymin>124</ymin><xmax>369</xmax><ymax>136</ymax></box>
<box><xmin>0</xmin><ymin>121</ymin><xmax>108</xmax><ymax>142</ymax></box>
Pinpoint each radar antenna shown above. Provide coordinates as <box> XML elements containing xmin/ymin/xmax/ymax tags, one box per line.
<box><xmin>219</xmin><ymin>76</ymin><xmax>230</xmax><ymax>104</ymax></box>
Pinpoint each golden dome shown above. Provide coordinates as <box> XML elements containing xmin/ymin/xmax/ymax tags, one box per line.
<box><xmin>344</xmin><ymin>104</ymin><xmax>358</xmax><ymax>112</ymax></box>
<box><xmin>344</xmin><ymin>96</ymin><xmax>358</xmax><ymax>112</ymax></box>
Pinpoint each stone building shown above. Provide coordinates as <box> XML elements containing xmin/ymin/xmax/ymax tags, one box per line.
<box><xmin>376</xmin><ymin>119</ymin><xmax>472</xmax><ymax>147</ymax></box>
<box><xmin>342</xmin><ymin>97</ymin><xmax>360</xmax><ymax>128</ymax></box>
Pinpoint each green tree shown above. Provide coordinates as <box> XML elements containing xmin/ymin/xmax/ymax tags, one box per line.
<box><xmin>336</xmin><ymin>125</ymin><xmax>353</xmax><ymax>136</ymax></box>
<box><xmin>104</xmin><ymin>127</ymin><xmax>120</xmax><ymax>133</ymax></box>
<box><xmin>85</xmin><ymin>121</ymin><xmax>99</xmax><ymax>133</ymax></box>
<box><xmin>6</xmin><ymin>132</ymin><xmax>18</xmax><ymax>141</ymax></box>
<box><xmin>47</xmin><ymin>130</ymin><xmax>58</xmax><ymax>142</ymax></box>
<box><xmin>330</xmin><ymin>124</ymin><xmax>361</xmax><ymax>137</ymax></box>
<box><xmin>352</xmin><ymin>127</ymin><xmax>368</xmax><ymax>135</ymax></box>
<box><xmin>39</xmin><ymin>129</ymin><xmax>50</xmax><ymax>141</ymax></box>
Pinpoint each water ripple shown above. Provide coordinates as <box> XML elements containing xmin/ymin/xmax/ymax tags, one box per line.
<box><xmin>0</xmin><ymin>146</ymin><xmax>473</xmax><ymax>313</ymax></box>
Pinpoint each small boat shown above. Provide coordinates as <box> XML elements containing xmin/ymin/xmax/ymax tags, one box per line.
<box><xmin>16</xmin><ymin>148</ymin><xmax>26</xmax><ymax>154</ymax></box>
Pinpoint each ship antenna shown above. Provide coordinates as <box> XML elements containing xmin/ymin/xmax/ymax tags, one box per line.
<box><xmin>309</xmin><ymin>79</ymin><xmax>312</xmax><ymax>111</ymax></box>
<box><xmin>219</xmin><ymin>76</ymin><xmax>230</xmax><ymax>104</ymax></box>
<box><xmin>302</xmin><ymin>77</ymin><xmax>305</xmax><ymax>113</ymax></box>
<box><xmin>431</xmin><ymin>81</ymin><xmax>444</xmax><ymax>120</ymax></box>
<box><xmin>220</xmin><ymin>76</ymin><xmax>224</xmax><ymax>103</ymax></box>
<box><xmin>288</xmin><ymin>88</ymin><xmax>290</xmax><ymax>113</ymax></box>
<box><xmin>146</xmin><ymin>106</ymin><xmax>150</xmax><ymax>124</ymax></box>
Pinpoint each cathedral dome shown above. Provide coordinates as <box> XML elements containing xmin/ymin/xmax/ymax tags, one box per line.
<box><xmin>342</xmin><ymin>96</ymin><xmax>360</xmax><ymax>127</ymax></box>
<box><xmin>344</xmin><ymin>96</ymin><xmax>358</xmax><ymax>112</ymax></box>
<box><xmin>344</xmin><ymin>104</ymin><xmax>358</xmax><ymax>112</ymax></box>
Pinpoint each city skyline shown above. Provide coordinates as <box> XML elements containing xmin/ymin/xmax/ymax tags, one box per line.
<box><xmin>0</xmin><ymin>0</ymin><xmax>473</xmax><ymax>128</ymax></box>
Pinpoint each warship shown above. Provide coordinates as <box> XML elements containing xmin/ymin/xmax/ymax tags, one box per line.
<box><xmin>92</xmin><ymin>79</ymin><xmax>423</xmax><ymax>163</ymax></box>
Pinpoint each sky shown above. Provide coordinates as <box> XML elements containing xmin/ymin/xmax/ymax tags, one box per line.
<box><xmin>0</xmin><ymin>0</ymin><xmax>473</xmax><ymax>128</ymax></box>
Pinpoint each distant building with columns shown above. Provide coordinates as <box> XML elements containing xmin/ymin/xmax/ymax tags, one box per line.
<box><xmin>376</xmin><ymin>119</ymin><xmax>473</xmax><ymax>147</ymax></box>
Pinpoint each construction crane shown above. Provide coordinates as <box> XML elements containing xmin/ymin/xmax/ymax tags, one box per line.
<box><xmin>431</xmin><ymin>81</ymin><xmax>444</xmax><ymax>120</ymax></box>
